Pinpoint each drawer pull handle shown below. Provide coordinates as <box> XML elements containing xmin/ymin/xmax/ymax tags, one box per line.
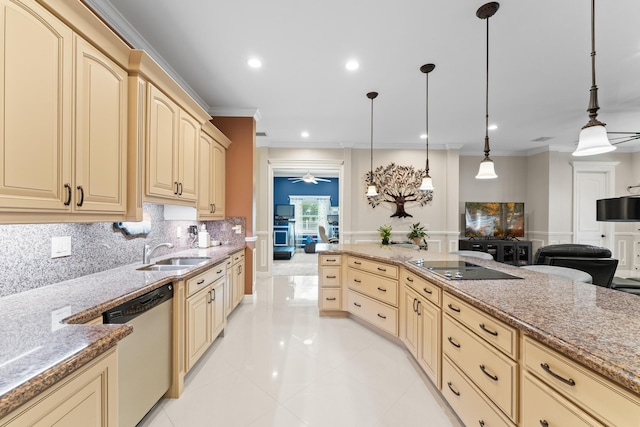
<box><xmin>354</xmin><ymin>279</ymin><xmax>362</xmax><ymax>283</ymax></box>
<box><xmin>406</xmin><ymin>277</ymin><xmax>414</xmax><ymax>282</ymax></box>
<box><xmin>479</xmin><ymin>364</ymin><xmax>498</xmax><ymax>381</ymax></box>
<box><xmin>211</xmin><ymin>288</ymin><xmax>216</xmax><ymax>301</ymax></box>
<box><xmin>217</xmin><ymin>269</ymin><xmax>223</xmax><ymax>274</ymax></box>
<box><xmin>479</xmin><ymin>422</ymin><xmax>485</xmax><ymax>427</ymax></box>
<box><xmin>447</xmin><ymin>382</ymin><xmax>460</xmax><ymax>396</ymax></box>
<box><xmin>354</xmin><ymin>261</ymin><xmax>362</xmax><ymax>265</ymax></box>
<box><xmin>76</xmin><ymin>185</ymin><xmax>84</xmax><ymax>207</ymax></box>
<box><xmin>197</xmin><ymin>279</ymin><xmax>205</xmax><ymax>285</ymax></box>
<box><xmin>377</xmin><ymin>313</ymin><xmax>386</xmax><ymax>319</ymax></box>
<box><xmin>326</xmin><ymin>258</ymin><xmax>337</xmax><ymax>262</ymax></box>
<box><xmin>416</xmin><ymin>301</ymin><xmax>421</xmax><ymax>316</ymax></box>
<box><xmin>540</xmin><ymin>363</ymin><xmax>576</xmax><ymax>386</ymax></box>
<box><xmin>447</xmin><ymin>303</ymin><xmax>461</xmax><ymax>313</ymax></box>
<box><xmin>353</xmin><ymin>302</ymin><xmax>362</xmax><ymax>308</ymax></box>
<box><xmin>413</xmin><ymin>298</ymin><xmax>418</xmax><ymax>312</ymax></box>
<box><xmin>422</xmin><ymin>287</ymin><xmax>433</xmax><ymax>295</ymax></box>
<box><xmin>326</xmin><ymin>297</ymin><xmax>337</xmax><ymax>301</ymax></box>
<box><xmin>326</xmin><ymin>275</ymin><xmax>337</xmax><ymax>279</ymax></box>
<box><xmin>377</xmin><ymin>267</ymin><xmax>387</xmax><ymax>272</ymax></box>
<box><xmin>377</xmin><ymin>287</ymin><xmax>387</xmax><ymax>292</ymax></box>
<box><xmin>479</xmin><ymin>323</ymin><xmax>498</xmax><ymax>336</ymax></box>
<box><xmin>63</xmin><ymin>183</ymin><xmax>72</xmax><ymax>206</ymax></box>
<box><xmin>447</xmin><ymin>337</ymin><xmax>461</xmax><ymax>348</ymax></box>
<box><xmin>540</xmin><ymin>421</ymin><xmax>549</xmax><ymax>427</ymax></box>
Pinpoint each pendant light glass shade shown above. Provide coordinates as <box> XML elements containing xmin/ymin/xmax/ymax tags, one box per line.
<box><xmin>574</xmin><ymin>124</ymin><xmax>615</xmax><ymax>156</ymax></box>
<box><xmin>475</xmin><ymin>2</ymin><xmax>499</xmax><ymax>180</ymax></box>
<box><xmin>366</xmin><ymin>92</ymin><xmax>379</xmax><ymax>197</ymax></box>
<box><xmin>475</xmin><ymin>156</ymin><xmax>498</xmax><ymax>179</ymax></box>
<box><xmin>419</xmin><ymin>176</ymin><xmax>434</xmax><ymax>191</ymax></box>
<box><xmin>572</xmin><ymin>0</ymin><xmax>615</xmax><ymax>156</ymax></box>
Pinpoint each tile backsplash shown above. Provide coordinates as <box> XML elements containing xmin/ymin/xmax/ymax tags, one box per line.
<box><xmin>0</xmin><ymin>204</ymin><xmax>245</xmax><ymax>297</ymax></box>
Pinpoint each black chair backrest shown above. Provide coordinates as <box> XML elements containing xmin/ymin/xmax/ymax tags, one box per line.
<box><xmin>534</xmin><ymin>244</ymin><xmax>611</xmax><ymax>265</ymax></box>
<box><xmin>547</xmin><ymin>257</ymin><xmax>618</xmax><ymax>288</ymax></box>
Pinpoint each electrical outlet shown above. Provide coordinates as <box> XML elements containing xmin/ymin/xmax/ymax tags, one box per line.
<box><xmin>51</xmin><ymin>236</ymin><xmax>71</xmax><ymax>258</ymax></box>
<box><xmin>176</xmin><ymin>226</ymin><xmax>182</xmax><ymax>238</ymax></box>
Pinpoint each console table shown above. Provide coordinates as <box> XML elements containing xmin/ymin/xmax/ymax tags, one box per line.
<box><xmin>458</xmin><ymin>239</ymin><xmax>532</xmax><ymax>266</ymax></box>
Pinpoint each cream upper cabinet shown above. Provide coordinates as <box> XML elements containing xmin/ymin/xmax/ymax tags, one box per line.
<box><xmin>0</xmin><ymin>0</ymin><xmax>72</xmax><ymax>211</ymax></box>
<box><xmin>198</xmin><ymin>122</ymin><xmax>228</xmax><ymax>220</ymax></box>
<box><xmin>74</xmin><ymin>36</ymin><xmax>127</xmax><ymax>213</ymax></box>
<box><xmin>146</xmin><ymin>84</ymin><xmax>199</xmax><ymax>204</ymax></box>
<box><xmin>0</xmin><ymin>0</ymin><xmax>128</xmax><ymax>220</ymax></box>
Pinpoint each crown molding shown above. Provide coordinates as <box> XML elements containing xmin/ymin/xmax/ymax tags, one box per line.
<box><xmin>209</xmin><ymin>108</ymin><xmax>261</xmax><ymax>121</ymax></box>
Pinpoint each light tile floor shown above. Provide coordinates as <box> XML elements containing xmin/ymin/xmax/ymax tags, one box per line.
<box><xmin>138</xmin><ymin>274</ymin><xmax>463</xmax><ymax>427</ymax></box>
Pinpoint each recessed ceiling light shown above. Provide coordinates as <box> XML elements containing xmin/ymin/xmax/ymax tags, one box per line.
<box><xmin>247</xmin><ymin>58</ymin><xmax>262</xmax><ymax>68</ymax></box>
<box><xmin>420</xmin><ymin>133</ymin><xmax>427</xmax><ymax>139</ymax></box>
<box><xmin>488</xmin><ymin>124</ymin><xmax>498</xmax><ymax>130</ymax></box>
<box><xmin>345</xmin><ymin>60</ymin><xmax>359</xmax><ymax>71</ymax></box>
<box><xmin>301</xmin><ymin>131</ymin><xmax>309</xmax><ymax>138</ymax></box>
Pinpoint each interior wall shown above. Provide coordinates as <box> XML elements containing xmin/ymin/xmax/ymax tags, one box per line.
<box><xmin>273</xmin><ymin>177</ymin><xmax>339</xmax><ymax>206</ymax></box>
<box><xmin>525</xmin><ymin>152</ymin><xmax>550</xmax><ymax>247</ymax></box>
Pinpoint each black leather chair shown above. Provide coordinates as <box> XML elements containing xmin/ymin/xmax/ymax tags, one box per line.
<box><xmin>533</xmin><ymin>244</ymin><xmax>618</xmax><ymax>288</ymax></box>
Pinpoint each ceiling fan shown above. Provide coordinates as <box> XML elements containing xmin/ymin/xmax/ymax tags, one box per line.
<box><xmin>288</xmin><ymin>171</ymin><xmax>331</xmax><ymax>184</ymax></box>
<box><xmin>608</xmin><ymin>131</ymin><xmax>640</xmax><ymax>146</ymax></box>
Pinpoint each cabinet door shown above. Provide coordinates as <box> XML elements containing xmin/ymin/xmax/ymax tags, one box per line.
<box><xmin>417</xmin><ymin>298</ymin><xmax>441</xmax><ymax>387</ymax></box>
<box><xmin>402</xmin><ymin>288</ymin><xmax>419</xmax><ymax>358</ymax></box>
<box><xmin>186</xmin><ymin>288</ymin><xmax>210</xmax><ymax>370</ymax></box>
<box><xmin>225</xmin><ymin>259</ymin><xmax>233</xmax><ymax>314</ymax></box>
<box><xmin>197</xmin><ymin>131</ymin><xmax>213</xmax><ymax>218</ymax></box>
<box><xmin>210</xmin><ymin>281</ymin><xmax>225</xmax><ymax>340</ymax></box>
<box><xmin>211</xmin><ymin>141</ymin><xmax>226</xmax><ymax>218</ymax></box>
<box><xmin>74</xmin><ymin>36</ymin><xmax>127</xmax><ymax>213</ymax></box>
<box><xmin>177</xmin><ymin>111</ymin><xmax>199</xmax><ymax>201</ymax></box>
<box><xmin>147</xmin><ymin>85</ymin><xmax>178</xmax><ymax>199</ymax></box>
<box><xmin>0</xmin><ymin>0</ymin><xmax>72</xmax><ymax>211</ymax></box>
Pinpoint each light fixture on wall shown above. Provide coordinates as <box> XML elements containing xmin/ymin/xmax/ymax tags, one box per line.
<box><xmin>366</xmin><ymin>92</ymin><xmax>379</xmax><ymax>197</ymax></box>
<box><xmin>475</xmin><ymin>2</ymin><xmax>499</xmax><ymax>180</ymax></box>
<box><xmin>419</xmin><ymin>63</ymin><xmax>435</xmax><ymax>191</ymax></box>
<box><xmin>572</xmin><ymin>0</ymin><xmax>615</xmax><ymax>156</ymax></box>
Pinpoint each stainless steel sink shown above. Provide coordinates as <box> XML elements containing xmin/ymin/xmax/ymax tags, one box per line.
<box><xmin>137</xmin><ymin>257</ymin><xmax>210</xmax><ymax>271</ymax></box>
<box><xmin>153</xmin><ymin>257</ymin><xmax>210</xmax><ymax>266</ymax></box>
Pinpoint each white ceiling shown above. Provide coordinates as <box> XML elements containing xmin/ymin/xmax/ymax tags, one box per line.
<box><xmin>87</xmin><ymin>0</ymin><xmax>640</xmax><ymax>156</ymax></box>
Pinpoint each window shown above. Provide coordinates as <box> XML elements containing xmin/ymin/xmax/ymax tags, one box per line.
<box><xmin>289</xmin><ymin>196</ymin><xmax>331</xmax><ymax>240</ymax></box>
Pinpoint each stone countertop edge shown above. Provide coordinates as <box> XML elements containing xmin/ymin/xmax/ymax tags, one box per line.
<box><xmin>0</xmin><ymin>244</ymin><xmax>246</xmax><ymax>419</ymax></box>
<box><xmin>319</xmin><ymin>244</ymin><xmax>640</xmax><ymax>396</ymax></box>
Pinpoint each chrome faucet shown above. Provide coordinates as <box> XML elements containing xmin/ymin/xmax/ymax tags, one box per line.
<box><xmin>143</xmin><ymin>240</ymin><xmax>174</xmax><ymax>264</ymax></box>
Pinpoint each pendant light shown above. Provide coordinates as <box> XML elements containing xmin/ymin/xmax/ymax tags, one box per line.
<box><xmin>572</xmin><ymin>0</ymin><xmax>615</xmax><ymax>156</ymax></box>
<box><xmin>419</xmin><ymin>64</ymin><xmax>435</xmax><ymax>192</ymax></box>
<box><xmin>475</xmin><ymin>2</ymin><xmax>499</xmax><ymax>180</ymax></box>
<box><xmin>366</xmin><ymin>91</ymin><xmax>379</xmax><ymax>197</ymax></box>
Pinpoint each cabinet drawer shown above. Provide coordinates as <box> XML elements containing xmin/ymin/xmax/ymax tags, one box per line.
<box><xmin>402</xmin><ymin>269</ymin><xmax>441</xmax><ymax>306</ymax></box>
<box><xmin>320</xmin><ymin>267</ymin><xmax>341</xmax><ymax>288</ymax></box>
<box><xmin>523</xmin><ymin>336</ymin><xmax>640</xmax><ymax>427</ymax></box>
<box><xmin>232</xmin><ymin>250</ymin><xmax>244</xmax><ymax>264</ymax></box>
<box><xmin>187</xmin><ymin>263</ymin><xmax>225</xmax><ymax>296</ymax></box>
<box><xmin>320</xmin><ymin>254</ymin><xmax>342</xmax><ymax>266</ymax></box>
<box><xmin>443</xmin><ymin>292</ymin><xmax>517</xmax><ymax>359</ymax></box>
<box><xmin>521</xmin><ymin>371</ymin><xmax>603</xmax><ymax>427</ymax></box>
<box><xmin>347</xmin><ymin>256</ymin><xmax>398</xmax><ymax>279</ymax></box>
<box><xmin>443</xmin><ymin>316</ymin><xmax>518</xmax><ymax>421</ymax></box>
<box><xmin>347</xmin><ymin>290</ymin><xmax>398</xmax><ymax>336</ymax></box>
<box><xmin>320</xmin><ymin>289</ymin><xmax>341</xmax><ymax>311</ymax></box>
<box><xmin>442</xmin><ymin>356</ymin><xmax>515</xmax><ymax>427</ymax></box>
<box><xmin>347</xmin><ymin>268</ymin><xmax>398</xmax><ymax>306</ymax></box>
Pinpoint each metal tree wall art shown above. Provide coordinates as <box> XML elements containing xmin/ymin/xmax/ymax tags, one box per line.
<box><xmin>366</xmin><ymin>163</ymin><xmax>433</xmax><ymax>218</ymax></box>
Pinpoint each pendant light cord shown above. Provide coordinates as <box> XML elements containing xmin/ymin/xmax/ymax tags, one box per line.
<box><xmin>586</xmin><ymin>0</ymin><xmax>601</xmax><ymax>124</ymax></box>
<box><xmin>484</xmin><ymin>15</ymin><xmax>490</xmax><ymax>155</ymax></box>
<box><xmin>370</xmin><ymin>97</ymin><xmax>374</xmax><ymax>180</ymax></box>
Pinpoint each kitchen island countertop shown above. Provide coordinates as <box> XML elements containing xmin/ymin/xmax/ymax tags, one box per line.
<box><xmin>0</xmin><ymin>244</ymin><xmax>245</xmax><ymax>418</ymax></box>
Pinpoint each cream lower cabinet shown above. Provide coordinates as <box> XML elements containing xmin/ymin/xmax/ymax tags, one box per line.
<box><xmin>197</xmin><ymin>122</ymin><xmax>229</xmax><ymax>220</ymax></box>
<box><xmin>521</xmin><ymin>335</ymin><xmax>640</xmax><ymax>426</ymax></box>
<box><xmin>0</xmin><ymin>349</ymin><xmax>117</xmax><ymax>427</ymax></box>
<box><xmin>443</xmin><ymin>292</ymin><xmax>519</xmax><ymax>424</ymax></box>
<box><xmin>318</xmin><ymin>254</ymin><xmax>342</xmax><ymax>312</ymax></box>
<box><xmin>230</xmin><ymin>250</ymin><xmax>245</xmax><ymax>312</ymax></box>
<box><xmin>185</xmin><ymin>266</ymin><xmax>226</xmax><ymax>371</ymax></box>
<box><xmin>0</xmin><ymin>0</ymin><xmax>127</xmax><ymax>220</ymax></box>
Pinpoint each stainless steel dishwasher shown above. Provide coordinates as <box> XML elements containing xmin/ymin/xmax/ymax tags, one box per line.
<box><xmin>103</xmin><ymin>283</ymin><xmax>173</xmax><ymax>427</ymax></box>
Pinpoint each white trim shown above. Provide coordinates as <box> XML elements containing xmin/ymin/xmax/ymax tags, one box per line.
<box><xmin>618</xmin><ymin>240</ymin><xmax>627</xmax><ymax>266</ymax></box>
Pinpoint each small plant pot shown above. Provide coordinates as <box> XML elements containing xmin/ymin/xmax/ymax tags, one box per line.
<box><xmin>381</xmin><ymin>238</ymin><xmax>390</xmax><ymax>245</ymax></box>
<box><xmin>411</xmin><ymin>237</ymin><xmax>423</xmax><ymax>246</ymax></box>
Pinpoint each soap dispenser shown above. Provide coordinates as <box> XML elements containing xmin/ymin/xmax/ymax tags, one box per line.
<box><xmin>198</xmin><ymin>224</ymin><xmax>210</xmax><ymax>248</ymax></box>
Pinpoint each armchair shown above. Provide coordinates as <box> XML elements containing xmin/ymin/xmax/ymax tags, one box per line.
<box><xmin>533</xmin><ymin>244</ymin><xmax>618</xmax><ymax>288</ymax></box>
<box><xmin>319</xmin><ymin>226</ymin><xmax>338</xmax><ymax>244</ymax></box>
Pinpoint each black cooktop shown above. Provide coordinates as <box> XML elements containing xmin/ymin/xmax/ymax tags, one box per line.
<box><xmin>409</xmin><ymin>260</ymin><xmax>522</xmax><ymax>280</ymax></box>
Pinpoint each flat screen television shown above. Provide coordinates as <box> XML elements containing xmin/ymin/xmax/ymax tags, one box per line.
<box><xmin>275</xmin><ymin>204</ymin><xmax>295</xmax><ymax>219</ymax></box>
<box><xmin>464</xmin><ymin>202</ymin><xmax>525</xmax><ymax>238</ymax></box>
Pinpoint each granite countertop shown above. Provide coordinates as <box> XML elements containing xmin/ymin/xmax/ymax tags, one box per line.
<box><xmin>0</xmin><ymin>244</ymin><xmax>245</xmax><ymax>418</ymax></box>
<box><xmin>320</xmin><ymin>244</ymin><xmax>640</xmax><ymax>396</ymax></box>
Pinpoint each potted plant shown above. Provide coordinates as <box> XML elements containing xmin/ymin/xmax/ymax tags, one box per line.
<box><xmin>407</xmin><ymin>222</ymin><xmax>428</xmax><ymax>247</ymax></box>
<box><xmin>378</xmin><ymin>224</ymin><xmax>392</xmax><ymax>245</ymax></box>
